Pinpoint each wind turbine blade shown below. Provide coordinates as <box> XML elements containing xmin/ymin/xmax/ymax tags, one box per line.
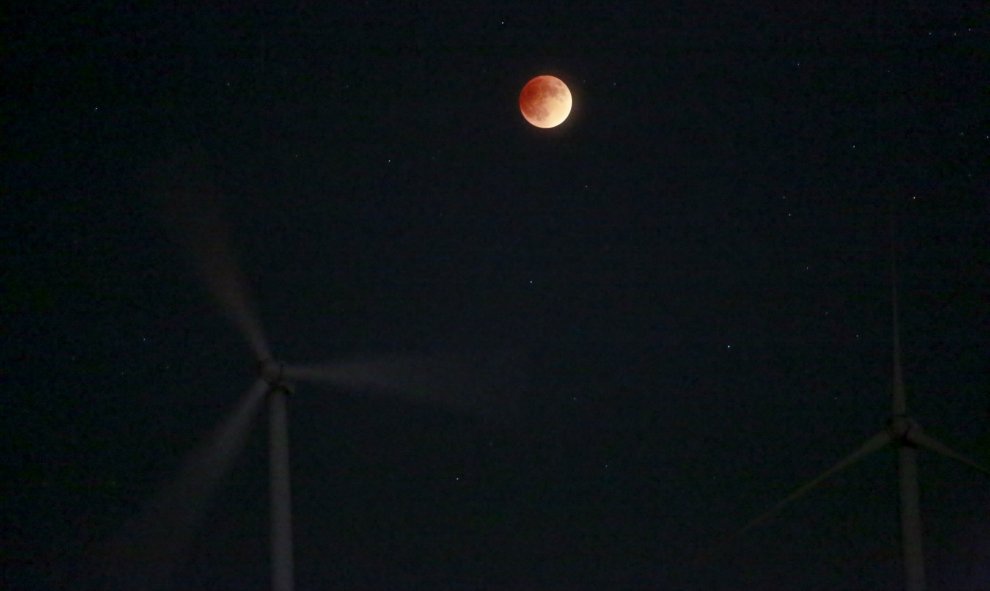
<box><xmin>284</xmin><ymin>351</ymin><xmax>527</xmax><ymax>418</ymax></box>
<box><xmin>907</xmin><ymin>429</ymin><xmax>990</xmax><ymax>475</ymax></box>
<box><xmin>154</xmin><ymin>149</ymin><xmax>271</xmax><ymax>361</ymax></box>
<box><xmin>99</xmin><ymin>379</ymin><xmax>268</xmax><ymax>590</ymax></box>
<box><xmin>739</xmin><ymin>429</ymin><xmax>893</xmax><ymax>535</ymax></box>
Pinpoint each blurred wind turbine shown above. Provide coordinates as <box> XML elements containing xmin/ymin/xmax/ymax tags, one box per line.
<box><xmin>104</xmin><ymin>148</ymin><xmax>523</xmax><ymax>591</ymax></box>
<box><xmin>737</xmin><ymin>228</ymin><xmax>989</xmax><ymax>591</ymax></box>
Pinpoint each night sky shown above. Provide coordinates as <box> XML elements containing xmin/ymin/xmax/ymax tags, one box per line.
<box><xmin>5</xmin><ymin>2</ymin><xmax>989</xmax><ymax>590</ymax></box>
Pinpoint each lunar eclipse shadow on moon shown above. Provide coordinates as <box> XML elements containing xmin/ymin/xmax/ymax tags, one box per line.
<box><xmin>519</xmin><ymin>75</ymin><xmax>573</xmax><ymax>129</ymax></box>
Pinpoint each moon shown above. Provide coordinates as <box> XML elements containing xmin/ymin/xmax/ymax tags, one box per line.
<box><xmin>519</xmin><ymin>75</ymin><xmax>572</xmax><ymax>129</ymax></box>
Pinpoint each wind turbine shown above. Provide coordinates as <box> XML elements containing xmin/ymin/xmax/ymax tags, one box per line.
<box><xmin>104</xmin><ymin>150</ymin><xmax>521</xmax><ymax>591</ymax></box>
<box><xmin>736</xmin><ymin>231</ymin><xmax>989</xmax><ymax>591</ymax></box>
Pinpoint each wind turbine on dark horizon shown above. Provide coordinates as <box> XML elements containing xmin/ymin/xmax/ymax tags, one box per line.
<box><xmin>102</xmin><ymin>150</ymin><xmax>523</xmax><ymax>591</ymax></box>
<box><xmin>737</xmin><ymin>228</ymin><xmax>989</xmax><ymax>591</ymax></box>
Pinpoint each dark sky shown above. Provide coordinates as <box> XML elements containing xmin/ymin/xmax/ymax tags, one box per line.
<box><xmin>5</xmin><ymin>2</ymin><xmax>988</xmax><ymax>590</ymax></box>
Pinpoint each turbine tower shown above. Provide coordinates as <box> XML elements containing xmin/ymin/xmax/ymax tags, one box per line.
<box><xmin>105</xmin><ymin>150</ymin><xmax>520</xmax><ymax>591</ymax></box>
<box><xmin>737</xmin><ymin>228</ymin><xmax>989</xmax><ymax>591</ymax></box>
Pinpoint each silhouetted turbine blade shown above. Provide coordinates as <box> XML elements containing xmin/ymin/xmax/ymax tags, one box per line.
<box><xmin>155</xmin><ymin>149</ymin><xmax>271</xmax><ymax>361</ymax></box>
<box><xmin>284</xmin><ymin>351</ymin><xmax>527</xmax><ymax>418</ymax></box>
<box><xmin>100</xmin><ymin>380</ymin><xmax>268</xmax><ymax>591</ymax></box>
<box><xmin>908</xmin><ymin>429</ymin><xmax>990</xmax><ymax>475</ymax></box>
<box><xmin>739</xmin><ymin>429</ymin><xmax>893</xmax><ymax>535</ymax></box>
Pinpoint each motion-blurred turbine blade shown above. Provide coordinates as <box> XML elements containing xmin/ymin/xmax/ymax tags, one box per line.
<box><xmin>907</xmin><ymin>429</ymin><xmax>990</xmax><ymax>475</ymax></box>
<box><xmin>739</xmin><ymin>429</ymin><xmax>893</xmax><ymax>535</ymax></box>
<box><xmin>100</xmin><ymin>379</ymin><xmax>268</xmax><ymax>591</ymax></box>
<box><xmin>154</xmin><ymin>149</ymin><xmax>271</xmax><ymax>360</ymax></box>
<box><xmin>284</xmin><ymin>351</ymin><xmax>527</xmax><ymax>418</ymax></box>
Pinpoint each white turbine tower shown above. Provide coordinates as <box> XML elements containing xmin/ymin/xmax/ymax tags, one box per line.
<box><xmin>738</xmin><ymin>231</ymin><xmax>989</xmax><ymax>590</ymax></box>
<box><xmin>103</xmin><ymin>150</ymin><xmax>520</xmax><ymax>591</ymax></box>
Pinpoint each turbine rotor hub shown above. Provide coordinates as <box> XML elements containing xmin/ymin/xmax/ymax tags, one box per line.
<box><xmin>258</xmin><ymin>359</ymin><xmax>294</xmax><ymax>394</ymax></box>
<box><xmin>887</xmin><ymin>414</ymin><xmax>918</xmax><ymax>443</ymax></box>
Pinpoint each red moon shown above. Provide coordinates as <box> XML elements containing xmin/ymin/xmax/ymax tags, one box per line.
<box><xmin>519</xmin><ymin>75</ymin><xmax>572</xmax><ymax>128</ymax></box>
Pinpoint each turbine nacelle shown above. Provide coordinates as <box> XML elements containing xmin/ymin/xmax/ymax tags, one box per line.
<box><xmin>886</xmin><ymin>414</ymin><xmax>919</xmax><ymax>444</ymax></box>
<box><xmin>258</xmin><ymin>359</ymin><xmax>294</xmax><ymax>395</ymax></box>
